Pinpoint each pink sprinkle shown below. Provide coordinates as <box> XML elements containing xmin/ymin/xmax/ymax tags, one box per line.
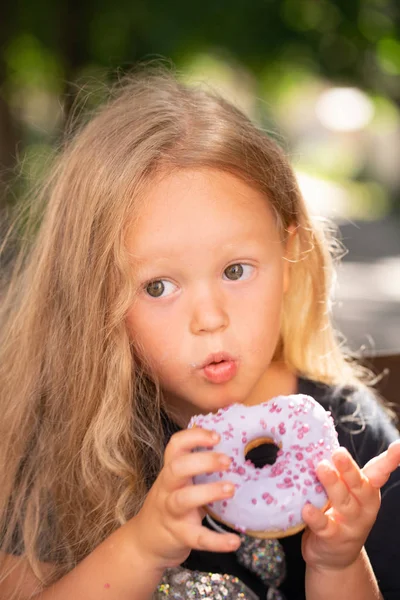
<box><xmin>251</xmin><ymin>498</ymin><xmax>257</xmax><ymax>505</ymax></box>
<box><xmin>104</xmin><ymin>583</ymin><xmax>111</xmax><ymax>589</ymax></box>
<box><xmin>262</xmin><ymin>492</ymin><xmax>274</xmax><ymax>504</ymax></box>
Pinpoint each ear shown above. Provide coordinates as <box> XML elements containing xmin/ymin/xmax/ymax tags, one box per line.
<box><xmin>283</xmin><ymin>224</ymin><xmax>297</xmax><ymax>294</ymax></box>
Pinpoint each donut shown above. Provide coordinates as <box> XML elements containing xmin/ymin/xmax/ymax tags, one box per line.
<box><xmin>188</xmin><ymin>394</ymin><xmax>339</xmax><ymax>538</ymax></box>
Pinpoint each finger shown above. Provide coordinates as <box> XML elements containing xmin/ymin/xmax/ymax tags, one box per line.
<box><xmin>166</xmin><ymin>480</ymin><xmax>235</xmax><ymax>517</ymax></box>
<box><xmin>302</xmin><ymin>503</ymin><xmax>337</xmax><ymax>538</ymax></box>
<box><xmin>164</xmin><ymin>428</ymin><xmax>220</xmax><ymax>463</ymax></box>
<box><xmin>316</xmin><ymin>460</ymin><xmax>360</xmax><ymax>520</ymax></box>
<box><xmin>190</xmin><ymin>524</ymin><xmax>241</xmax><ymax>553</ymax></box>
<box><xmin>163</xmin><ymin>451</ymin><xmax>231</xmax><ymax>491</ymax></box>
<box><xmin>332</xmin><ymin>448</ymin><xmax>371</xmax><ymax>500</ymax></box>
<box><xmin>363</xmin><ymin>440</ymin><xmax>400</xmax><ymax>489</ymax></box>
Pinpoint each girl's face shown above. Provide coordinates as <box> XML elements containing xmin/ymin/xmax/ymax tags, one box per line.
<box><xmin>126</xmin><ymin>168</ymin><xmax>293</xmax><ymax>423</ymax></box>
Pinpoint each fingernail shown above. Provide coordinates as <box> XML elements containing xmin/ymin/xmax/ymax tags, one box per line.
<box><xmin>319</xmin><ymin>460</ymin><xmax>333</xmax><ymax>472</ymax></box>
<box><xmin>222</xmin><ymin>483</ymin><xmax>234</xmax><ymax>494</ymax></box>
<box><xmin>219</xmin><ymin>455</ymin><xmax>231</xmax><ymax>467</ymax></box>
<box><xmin>229</xmin><ymin>536</ymin><xmax>240</xmax><ymax>548</ymax></box>
<box><xmin>337</xmin><ymin>454</ymin><xmax>348</xmax><ymax>466</ymax></box>
<box><xmin>211</xmin><ymin>432</ymin><xmax>220</xmax><ymax>442</ymax></box>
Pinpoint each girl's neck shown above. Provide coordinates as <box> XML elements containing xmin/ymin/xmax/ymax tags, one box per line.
<box><xmin>244</xmin><ymin>361</ymin><xmax>298</xmax><ymax>406</ymax></box>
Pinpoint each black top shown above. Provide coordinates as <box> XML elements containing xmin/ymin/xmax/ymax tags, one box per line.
<box><xmin>163</xmin><ymin>378</ymin><xmax>400</xmax><ymax>600</ymax></box>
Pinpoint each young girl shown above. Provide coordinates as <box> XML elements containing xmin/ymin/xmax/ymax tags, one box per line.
<box><xmin>0</xmin><ymin>67</ymin><xmax>399</xmax><ymax>600</ymax></box>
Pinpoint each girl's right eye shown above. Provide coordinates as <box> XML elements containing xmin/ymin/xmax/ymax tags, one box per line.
<box><xmin>145</xmin><ymin>280</ymin><xmax>176</xmax><ymax>298</ymax></box>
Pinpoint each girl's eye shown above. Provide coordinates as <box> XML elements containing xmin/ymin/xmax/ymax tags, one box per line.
<box><xmin>145</xmin><ymin>280</ymin><xmax>176</xmax><ymax>298</ymax></box>
<box><xmin>223</xmin><ymin>263</ymin><xmax>253</xmax><ymax>281</ymax></box>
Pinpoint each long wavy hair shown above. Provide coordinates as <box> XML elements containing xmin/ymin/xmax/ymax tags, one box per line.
<box><xmin>0</xmin><ymin>65</ymin><xmax>372</xmax><ymax>592</ymax></box>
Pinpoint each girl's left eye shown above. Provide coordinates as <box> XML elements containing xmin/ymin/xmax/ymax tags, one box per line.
<box><xmin>223</xmin><ymin>263</ymin><xmax>254</xmax><ymax>281</ymax></box>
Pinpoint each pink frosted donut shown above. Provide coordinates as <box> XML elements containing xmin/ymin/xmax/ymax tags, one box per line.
<box><xmin>188</xmin><ymin>394</ymin><xmax>339</xmax><ymax>538</ymax></box>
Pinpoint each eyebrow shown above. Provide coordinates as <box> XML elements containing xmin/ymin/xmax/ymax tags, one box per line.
<box><xmin>133</xmin><ymin>236</ymin><xmax>263</xmax><ymax>257</ymax></box>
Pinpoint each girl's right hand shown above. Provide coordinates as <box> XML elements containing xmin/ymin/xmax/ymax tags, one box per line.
<box><xmin>128</xmin><ymin>427</ymin><xmax>241</xmax><ymax>570</ymax></box>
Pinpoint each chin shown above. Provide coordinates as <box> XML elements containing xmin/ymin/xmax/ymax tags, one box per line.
<box><xmin>201</xmin><ymin>395</ymin><xmax>246</xmax><ymax>414</ymax></box>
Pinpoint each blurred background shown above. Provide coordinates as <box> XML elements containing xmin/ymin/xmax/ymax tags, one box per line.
<box><xmin>0</xmin><ymin>0</ymin><xmax>399</xmax><ymax>360</ymax></box>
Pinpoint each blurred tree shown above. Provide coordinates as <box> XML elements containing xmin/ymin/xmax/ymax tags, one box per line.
<box><xmin>0</xmin><ymin>2</ymin><xmax>19</xmax><ymax>204</ymax></box>
<box><xmin>0</xmin><ymin>0</ymin><xmax>399</xmax><ymax>207</ymax></box>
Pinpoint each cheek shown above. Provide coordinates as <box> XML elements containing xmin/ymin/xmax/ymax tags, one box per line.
<box><xmin>126</xmin><ymin>304</ymin><xmax>177</xmax><ymax>370</ymax></box>
<box><xmin>126</xmin><ymin>304</ymin><xmax>156</xmax><ymax>357</ymax></box>
<box><xmin>241</xmin><ymin>275</ymin><xmax>284</xmax><ymax>346</ymax></box>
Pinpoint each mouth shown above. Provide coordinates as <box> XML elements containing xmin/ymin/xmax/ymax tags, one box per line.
<box><xmin>200</xmin><ymin>351</ymin><xmax>235</xmax><ymax>368</ymax></box>
<box><xmin>199</xmin><ymin>352</ymin><xmax>238</xmax><ymax>384</ymax></box>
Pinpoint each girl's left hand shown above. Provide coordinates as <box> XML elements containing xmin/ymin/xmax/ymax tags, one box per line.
<box><xmin>301</xmin><ymin>439</ymin><xmax>400</xmax><ymax>571</ymax></box>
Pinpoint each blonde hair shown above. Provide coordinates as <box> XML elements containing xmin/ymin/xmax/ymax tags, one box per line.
<box><xmin>0</xmin><ymin>65</ymin><xmax>370</xmax><ymax>592</ymax></box>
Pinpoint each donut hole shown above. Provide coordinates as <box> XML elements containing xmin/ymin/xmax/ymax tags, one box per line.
<box><xmin>244</xmin><ymin>437</ymin><xmax>281</xmax><ymax>468</ymax></box>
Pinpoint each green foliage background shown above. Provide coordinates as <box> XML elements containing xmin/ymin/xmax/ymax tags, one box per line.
<box><xmin>1</xmin><ymin>0</ymin><xmax>399</xmax><ymax>214</ymax></box>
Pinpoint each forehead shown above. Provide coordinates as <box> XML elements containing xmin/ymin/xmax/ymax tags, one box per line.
<box><xmin>126</xmin><ymin>168</ymin><xmax>280</xmax><ymax>257</ymax></box>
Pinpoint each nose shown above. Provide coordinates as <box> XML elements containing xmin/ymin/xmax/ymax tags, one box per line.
<box><xmin>189</xmin><ymin>286</ymin><xmax>229</xmax><ymax>335</ymax></box>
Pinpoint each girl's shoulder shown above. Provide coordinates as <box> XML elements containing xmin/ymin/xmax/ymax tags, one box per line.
<box><xmin>298</xmin><ymin>376</ymin><xmax>399</xmax><ymax>467</ymax></box>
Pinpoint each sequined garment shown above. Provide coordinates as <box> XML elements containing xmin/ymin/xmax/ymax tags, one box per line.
<box><xmin>236</xmin><ymin>535</ymin><xmax>286</xmax><ymax>590</ymax></box>
<box><xmin>155</xmin><ymin>533</ymin><xmax>286</xmax><ymax>600</ymax></box>
<box><xmin>156</xmin><ymin>568</ymin><xmax>258</xmax><ymax>600</ymax></box>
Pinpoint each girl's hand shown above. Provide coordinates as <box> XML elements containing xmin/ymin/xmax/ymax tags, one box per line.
<box><xmin>301</xmin><ymin>439</ymin><xmax>400</xmax><ymax>571</ymax></box>
<box><xmin>128</xmin><ymin>428</ymin><xmax>241</xmax><ymax>571</ymax></box>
